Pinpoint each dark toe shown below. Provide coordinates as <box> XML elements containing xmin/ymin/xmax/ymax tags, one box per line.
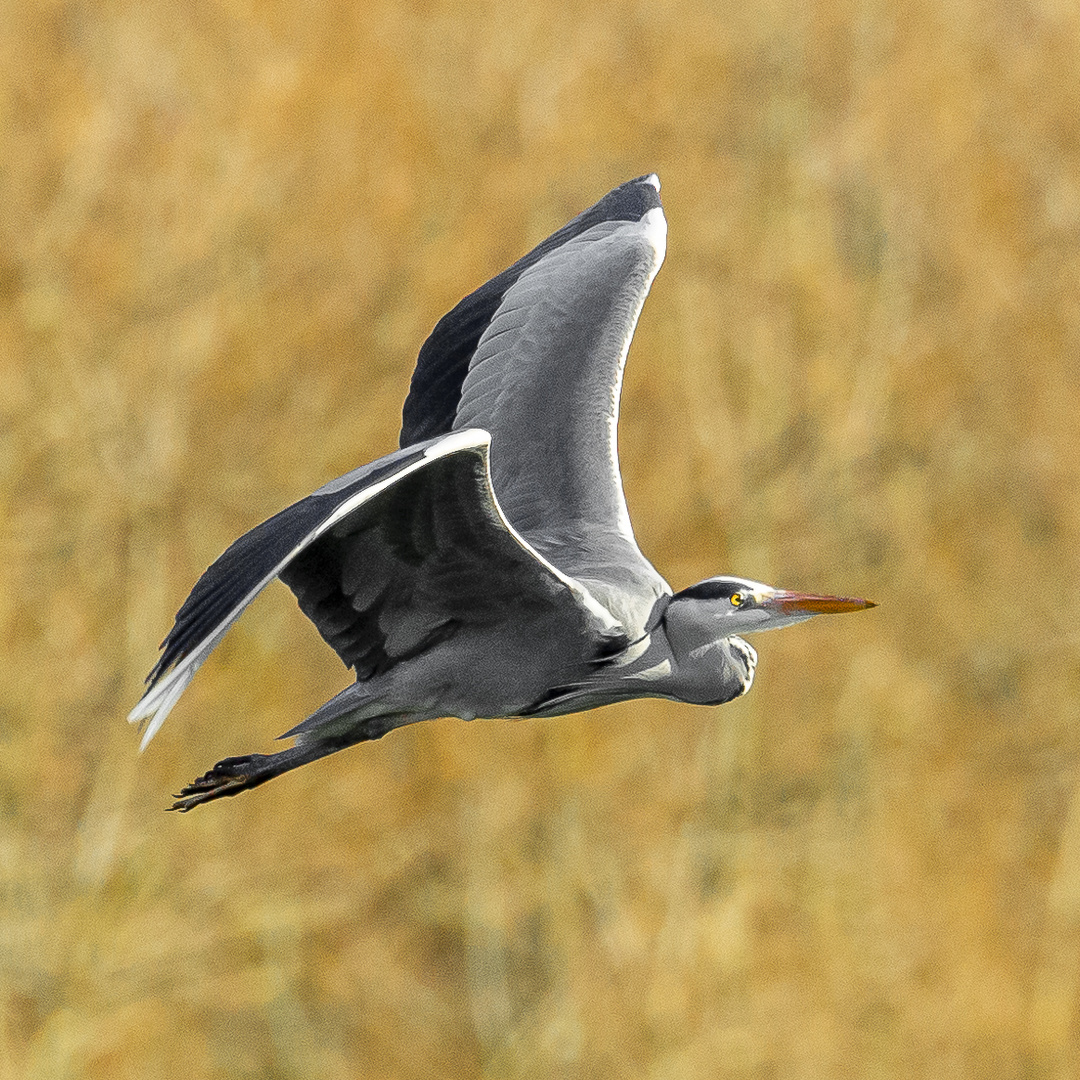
<box><xmin>169</xmin><ymin>755</ymin><xmax>265</xmax><ymax>811</ymax></box>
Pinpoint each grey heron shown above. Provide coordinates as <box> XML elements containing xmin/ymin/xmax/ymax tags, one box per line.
<box><xmin>129</xmin><ymin>174</ymin><xmax>874</xmax><ymax>811</ymax></box>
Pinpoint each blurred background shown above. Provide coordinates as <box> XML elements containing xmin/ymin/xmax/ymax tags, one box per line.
<box><xmin>3</xmin><ymin>0</ymin><xmax>1080</xmax><ymax>1076</ymax></box>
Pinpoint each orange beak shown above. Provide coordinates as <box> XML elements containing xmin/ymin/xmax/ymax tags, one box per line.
<box><xmin>768</xmin><ymin>591</ymin><xmax>877</xmax><ymax>616</ymax></box>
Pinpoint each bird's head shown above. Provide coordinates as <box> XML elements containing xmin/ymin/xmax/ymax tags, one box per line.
<box><xmin>669</xmin><ymin>575</ymin><xmax>876</xmax><ymax>636</ymax></box>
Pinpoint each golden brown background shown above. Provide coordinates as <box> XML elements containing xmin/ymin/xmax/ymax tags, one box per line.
<box><xmin>3</xmin><ymin>0</ymin><xmax>1080</xmax><ymax>1076</ymax></box>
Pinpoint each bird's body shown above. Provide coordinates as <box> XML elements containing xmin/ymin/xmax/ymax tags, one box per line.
<box><xmin>129</xmin><ymin>175</ymin><xmax>873</xmax><ymax>810</ymax></box>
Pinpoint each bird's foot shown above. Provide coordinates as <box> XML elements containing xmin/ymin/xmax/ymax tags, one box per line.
<box><xmin>169</xmin><ymin>754</ymin><xmax>272</xmax><ymax>812</ymax></box>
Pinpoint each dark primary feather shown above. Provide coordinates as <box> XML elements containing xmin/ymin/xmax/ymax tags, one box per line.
<box><xmin>399</xmin><ymin>175</ymin><xmax>663</xmax><ymax>448</ymax></box>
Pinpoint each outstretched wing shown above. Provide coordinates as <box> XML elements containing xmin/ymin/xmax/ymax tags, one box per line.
<box><xmin>400</xmin><ymin>174</ymin><xmax>670</xmax><ymax>636</ymax></box>
<box><xmin>129</xmin><ymin>430</ymin><xmax>624</xmax><ymax>749</ymax></box>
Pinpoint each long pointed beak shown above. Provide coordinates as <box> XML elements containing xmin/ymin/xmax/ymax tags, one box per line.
<box><xmin>767</xmin><ymin>590</ymin><xmax>877</xmax><ymax>616</ymax></box>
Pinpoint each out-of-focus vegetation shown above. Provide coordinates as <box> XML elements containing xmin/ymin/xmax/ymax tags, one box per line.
<box><xmin>3</xmin><ymin>0</ymin><xmax>1080</xmax><ymax>1076</ymax></box>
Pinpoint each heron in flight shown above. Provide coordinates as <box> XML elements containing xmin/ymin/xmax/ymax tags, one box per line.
<box><xmin>130</xmin><ymin>174</ymin><xmax>874</xmax><ymax>811</ymax></box>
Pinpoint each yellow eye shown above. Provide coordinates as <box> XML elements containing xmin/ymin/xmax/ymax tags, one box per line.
<box><xmin>730</xmin><ymin>593</ymin><xmax>742</xmax><ymax>607</ymax></box>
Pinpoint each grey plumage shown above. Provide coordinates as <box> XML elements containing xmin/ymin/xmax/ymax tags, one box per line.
<box><xmin>129</xmin><ymin>174</ymin><xmax>873</xmax><ymax>810</ymax></box>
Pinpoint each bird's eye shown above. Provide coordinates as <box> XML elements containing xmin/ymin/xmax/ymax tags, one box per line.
<box><xmin>730</xmin><ymin>593</ymin><xmax>742</xmax><ymax>607</ymax></box>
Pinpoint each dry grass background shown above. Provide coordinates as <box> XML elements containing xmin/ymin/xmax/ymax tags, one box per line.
<box><xmin>2</xmin><ymin>0</ymin><xmax>1080</xmax><ymax>1076</ymax></box>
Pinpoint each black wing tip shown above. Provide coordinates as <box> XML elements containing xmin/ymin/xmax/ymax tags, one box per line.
<box><xmin>592</xmin><ymin>173</ymin><xmax>663</xmax><ymax>223</ymax></box>
<box><xmin>629</xmin><ymin>172</ymin><xmax>661</xmax><ymax>193</ymax></box>
<box><xmin>144</xmin><ymin>637</ymin><xmax>190</xmax><ymax>688</ymax></box>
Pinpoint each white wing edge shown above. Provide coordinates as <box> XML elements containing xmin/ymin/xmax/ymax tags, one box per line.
<box><xmin>606</xmin><ymin>205</ymin><xmax>667</xmax><ymax>544</ymax></box>
<box><xmin>128</xmin><ymin>427</ymin><xmax>620</xmax><ymax>749</ymax></box>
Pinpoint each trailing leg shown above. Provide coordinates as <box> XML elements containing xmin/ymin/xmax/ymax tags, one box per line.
<box><xmin>170</xmin><ymin>711</ymin><xmax>407</xmax><ymax>811</ymax></box>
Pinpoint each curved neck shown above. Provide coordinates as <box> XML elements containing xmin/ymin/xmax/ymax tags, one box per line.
<box><xmin>650</xmin><ymin>596</ymin><xmax>756</xmax><ymax>705</ymax></box>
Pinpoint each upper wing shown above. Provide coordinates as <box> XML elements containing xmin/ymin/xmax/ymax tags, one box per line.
<box><xmin>129</xmin><ymin>430</ymin><xmax>624</xmax><ymax>749</ymax></box>
<box><xmin>400</xmin><ymin>175</ymin><xmax>670</xmax><ymax>635</ymax></box>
